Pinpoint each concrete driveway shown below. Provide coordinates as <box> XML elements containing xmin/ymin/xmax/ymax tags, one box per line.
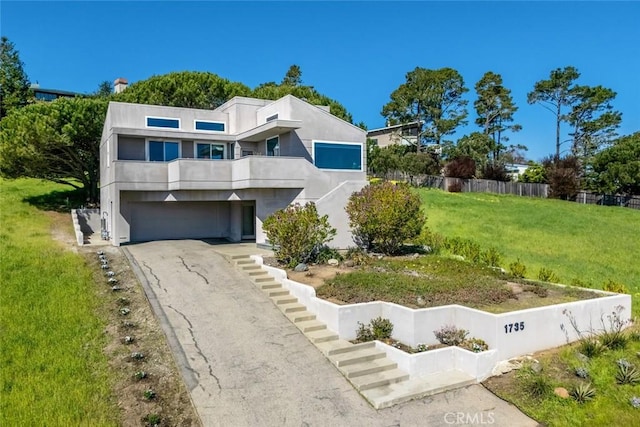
<box><xmin>124</xmin><ymin>240</ymin><xmax>539</xmax><ymax>427</ymax></box>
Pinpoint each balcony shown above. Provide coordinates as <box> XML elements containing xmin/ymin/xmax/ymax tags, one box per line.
<box><xmin>112</xmin><ymin>156</ymin><xmax>322</xmax><ymax>191</ymax></box>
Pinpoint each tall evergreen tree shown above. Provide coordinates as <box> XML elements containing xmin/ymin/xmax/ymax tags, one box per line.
<box><xmin>527</xmin><ymin>66</ymin><xmax>580</xmax><ymax>159</ymax></box>
<box><xmin>474</xmin><ymin>72</ymin><xmax>521</xmax><ymax>145</ymax></box>
<box><xmin>0</xmin><ymin>37</ymin><xmax>31</xmax><ymax>118</ymax></box>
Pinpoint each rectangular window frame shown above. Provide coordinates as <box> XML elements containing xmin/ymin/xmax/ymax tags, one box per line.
<box><xmin>266</xmin><ymin>136</ymin><xmax>280</xmax><ymax>157</ymax></box>
<box><xmin>194</xmin><ymin>120</ymin><xmax>226</xmax><ymax>133</ymax></box>
<box><xmin>195</xmin><ymin>142</ymin><xmax>227</xmax><ymax>160</ymax></box>
<box><xmin>145</xmin><ymin>116</ymin><xmax>181</xmax><ymax>129</ymax></box>
<box><xmin>146</xmin><ymin>139</ymin><xmax>181</xmax><ymax>162</ymax></box>
<box><xmin>312</xmin><ymin>140</ymin><xmax>364</xmax><ymax>172</ymax></box>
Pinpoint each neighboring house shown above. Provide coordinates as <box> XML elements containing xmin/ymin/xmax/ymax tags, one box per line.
<box><xmin>30</xmin><ymin>83</ymin><xmax>82</xmax><ymax>101</ymax></box>
<box><xmin>366</xmin><ymin>121</ymin><xmax>420</xmax><ymax>149</ymax></box>
<box><xmin>506</xmin><ymin>163</ymin><xmax>529</xmax><ymax>181</ymax></box>
<box><xmin>100</xmin><ymin>95</ymin><xmax>367</xmax><ymax>248</ymax></box>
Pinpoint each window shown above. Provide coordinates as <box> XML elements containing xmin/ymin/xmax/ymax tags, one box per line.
<box><xmin>266</xmin><ymin>136</ymin><xmax>279</xmax><ymax>156</ymax></box>
<box><xmin>196</xmin><ymin>143</ymin><xmax>225</xmax><ymax>159</ymax></box>
<box><xmin>149</xmin><ymin>141</ymin><xmax>179</xmax><ymax>161</ymax></box>
<box><xmin>146</xmin><ymin>117</ymin><xmax>180</xmax><ymax>129</ymax></box>
<box><xmin>195</xmin><ymin>120</ymin><xmax>225</xmax><ymax>132</ymax></box>
<box><xmin>313</xmin><ymin>141</ymin><xmax>362</xmax><ymax>171</ymax></box>
<box><xmin>242</xmin><ymin>150</ymin><xmax>254</xmax><ymax>157</ymax></box>
<box><xmin>266</xmin><ymin>113</ymin><xmax>278</xmax><ymax>122</ymax></box>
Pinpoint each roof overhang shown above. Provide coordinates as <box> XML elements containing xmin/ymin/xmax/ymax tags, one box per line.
<box><xmin>236</xmin><ymin>119</ymin><xmax>302</xmax><ymax>142</ymax></box>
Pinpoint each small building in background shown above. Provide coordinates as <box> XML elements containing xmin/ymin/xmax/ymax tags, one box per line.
<box><xmin>366</xmin><ymin>121</ymin><xmax>421</xmax><ymax>149</ymax></box>
<box><xmin>30</xmin><ymin>83</ymin><xmax>82</xmax><ymax>101</ymax></box>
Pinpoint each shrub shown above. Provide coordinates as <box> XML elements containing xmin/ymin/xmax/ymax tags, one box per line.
<box><xmin>462</xmin><ymin>337</ymin><xmax>489</xmax><ymax>353</ymax></box>
<box><xmin>370</xmin><ymin>317</ymin><xmax>394</xmax><ymax>340</ymax></box>
<box><xmin>355</xmin><ymin>317</ymin><xmax>394</xmax><ymax>341</ymax></box>
<box><xmin>447</xmin><ymin>180</ymin><xmax>463</xmax><ymax>193</ymax></box>
<box><xmin>434</xmin><ymin>325</ymin><xmax>468</xmax><ymax>346</ymax></box>
<box><xmin>522</xmin><ymin>373</ymin><xmax>552</xmax><ymax>399</ymax></box>
<box><xmin>344</xmin><ymin>246</ymin><xmax>369</xmax><ymax>266</ymax></box>
<box><xmin>578</xmin><ymin>337</ymin><xmax>604</xmax><ymax>358</ymax></box>
<box><xmin>444</xmin><ymin>237</ymin><xmax>481</xmax><ymax>262</ymax></box>
<box><xmin>316</xmin><ymin>246</ymin><xmax>343</xmax><ymax>264</ymax></box>
<box><xmin>508</xmin><ymin>258</ymin><xmax>527</xmax><ymax>278</ymax></box>
<box><xmin>481</xmin><ymin>247</ymin><xmax>503</xmax><ymax>267</ymax></box>
<box><xmin>570</xmin><ymin>382</ymin><xmax>596</xmax><ymax>403</ymax></box>
<box><xmin>543</xmin><ymin>155</ymin><xmax>581</xmax><ymax>200</ymax></box>
<box><xmin>263</xmin><ymin>202</ymin><xmax>336</xmax><ymax>268</ymax></box>
<box><xmin>143</xmin><ymin>389</ymin><xmax>157</xmax><ymax>400</ymax></box>
<box><xmin>575</xmin><ymin>367</ymin><xmax>589</xmax><ymax>379</ymax></box>
<box><xmin>143</xmin><ymin>413</ymin><xmax>161</xmax><ymax>427</ymax></box>
<box><xmin>603</xmin><ymin>279</ymin><xmax>628</xmax><ymax>294</ymax></box>
<box><xmin>481</xmin><ymin>161</ymin><xmax>511</xmax><ymax>182</ymax></box>
<box><xmin>599</xmin><ymin>305</ymin><xmax>630</xmax><ymax>350</ymax></box>
<box><xmin>346</xmin><ymin>182</ymin><xmax>425</xmax><ymax>254</ymax></box>
<box><xmin>445</xmin><ymin>156</ymin><xmax>476</xmax><ymax>179</ymax></box>
<box><xmin>417</xmin><ymin>227</ymin><xmax>446</xmax><ymax>254</ymax></box>
<box><xmin>537</xmin><ymin>267</ymin><xmax>559</xmax><ymax>283</ymax></box>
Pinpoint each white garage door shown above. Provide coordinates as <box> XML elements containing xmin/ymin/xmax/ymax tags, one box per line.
<box><xmin>130</xmin><ymin>202</ymin><xmax>230</xmax><ymax>242</ymax></box>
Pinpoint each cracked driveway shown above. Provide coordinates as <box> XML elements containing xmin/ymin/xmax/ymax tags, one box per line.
<box><xmin>124</xmin><ymin>240</ymin><xmax>538</xmax><ymax>427</ymax></box>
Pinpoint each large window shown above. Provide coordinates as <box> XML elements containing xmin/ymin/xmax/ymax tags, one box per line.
<box><xmin>149</xmin><ymin>141</ymin><xmax>179</xmax><ymax>161</ymax></box>
<box><xmin>313</xmin><ymin>141</ymin><xmax>362</xmax><ymax>171</ymax></box>
<box><xmin>196</xmin><ymin>143</ymin><xmax>225</xmax><ymax>159</ymax></box>
<box><xmin>266</xmin><ymin>136</ymin><xmax>279</xmax><ymax>156</ymax></box>
<box><xmin>146</xmin><ymin>117</ymin><xmax>180</xmax><ymax>129</ymax></box>
<box><xmin>195</xmin><ymin>120</ymin><xmax>225</xmax><ymax>132</ymax></box>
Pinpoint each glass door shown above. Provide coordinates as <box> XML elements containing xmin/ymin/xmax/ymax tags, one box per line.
<box><xmin>241</xmin><ymin>203</ymin><xmax>255</xmax><ymax>239</ymax></box>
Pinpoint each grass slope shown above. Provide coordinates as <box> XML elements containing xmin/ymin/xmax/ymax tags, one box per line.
<box><xmin>419</xmin><ymin>189</ymin><xmax>639</xmax><ymax>293</ymax></box>
<box><xmin>0</xmin><ymin>179</ymin><xmax>117</xmax><ymax>426</ymax></box>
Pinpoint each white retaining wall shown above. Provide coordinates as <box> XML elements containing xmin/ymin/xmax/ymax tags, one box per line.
<box><xmin>253</xmin><ymin>256</ymin><xmax>632</xmax><ymax>381</ymax></box>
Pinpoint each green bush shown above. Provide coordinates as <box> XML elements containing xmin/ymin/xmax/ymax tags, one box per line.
<box><xmin>263</xmin><ymin>202</ymin><xmax>336</xmax><ymax>268</ymax></box>
<box><xmin>344</xmin><ymin>246</ymin><xmax>370</xmax><ymax>266</ymax></box>
<box><xmin>434</xmin><ymin>325</ymin><xmax>468</xmax><ymax>346</ymax></box>
<box><xmin>416</xmin><ymin>227</ymin><xmax>446</xmax><ymax>254</ymax></box>
<box><xmin>603</xmin><ymin>279</ymin><xmax>628</xmax><ymax>294</ymax></box>
<box><xmin>570</xmin><ymin>382</ymin><xmax>596</xmax><ymax>403</ymax></box>
<box><xmin>509</xmin><ymin>258</ymin><xmax>527</xmax><ymax>278</ymax></box>
<box><xmin>316</xmin><ymin>246</ymin><xmax>343</xmax><ymax>264</ymax></box>
<box><xmin>355</xmin><ymin>317</ymin><xmax>394</xmax><ymax>341</ymax></box>
<box><xmin>346</xmin><ymin>182</ymin><xmax>425</xmax><ymax>254</ymax></box>
<box><xmin>481</xmin><ymin>247</ymin><xmax>503</xmax><ymax>267</ymax></box>
<box><xmin>537</xmin><ymin>267</ymin><xmax>559</xmax><ymax>283</ymax></box>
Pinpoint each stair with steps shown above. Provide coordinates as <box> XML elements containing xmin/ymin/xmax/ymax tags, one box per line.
<box><xmin>229</xmin><ymin>254</ymin><xmax>476</xmax><ymax>409</ymax></box>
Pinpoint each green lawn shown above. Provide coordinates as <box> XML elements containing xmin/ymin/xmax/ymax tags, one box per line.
<box><xmin>419</xmin><ymin>189</ymin><xmax>639</xmax><ymax>293</ymax></box>
<box><xmin>0</xmin><ymin>179</ymin><xmax>117</xmax><ymax>426</ymax></box>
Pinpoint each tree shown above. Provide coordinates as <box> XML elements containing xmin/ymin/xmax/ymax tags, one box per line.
<box><xmin>443</xmin><ymin>132</ymin><xmax>493</xmax><ymax>169</ymax></box>
<box><xmin>281</xmin><ymin>64</ymin><xmax>302</xmax><ymax>86</ymax></box>
<box><xmin>566</xmin><ymin>85</ymin><xmax>621</xmax><ymax>171</ymax></box>
<box><xmin>474</xmin><ymin>71</ymin><xmax>521</xmax><ymax>147</ymax></box>
<box><xmin>115</xmin><ymin>71</ymin><xmax>252</xmax><ymax>109</ymax></box>
<box><xmin>0</xmin><ymin>97</ymin><xmax>107</xmax><ymax>202</ymax></box>
<box><xmin>543</xmin><ymin>155</ymin><xmax>581</xmax><ymax>200</ymax></box>
<box><xmin>253</xmin><ymin>66</ymin><xmax>352</xmax><ymax>123</ymax></box>
<box><xmin>382</xmin><ymin>67</ymin><xmax>468</xmax><ymax>149</ymax></box>
<box><xmin>93</xmin><ymin>80</ymin><xmax>113</xmax><ymax>98</ymax></box>
<box><xmin>368</xmin><ymin>145</ymin><xmax>403</xmax><ymax>178</ymax></box>
<box><xmin>520</xmin><ymin>162</ymin><xmax>547</xmax><ymax>183</ymax></box>
<box><xmin>400</xmin><ymin>152</ymin><xmax>438</xmax><ymax>185</ymax></box>
<box><xmin>590</xmin><ymin>132</ymin><xmax>640</xmax><ymax>195</ymax></box>
<box><xmin>0</xmin><ymin>36</ymin><xmax>32</xmax><ymax>119</ymax></box>
<box><xmin>346</xmin><ymin>182</ymin><xmax>425</xmax><ymax>254</ymax></box>
<box><xmin>527</xmin><ymin>66</ymin><xmax>580</xmax><ymax>159</ymax></box>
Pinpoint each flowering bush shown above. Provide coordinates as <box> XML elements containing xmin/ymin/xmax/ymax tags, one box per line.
<box><xmin>346</xmin><ymin>182</ymin><xmax>425</xmax><ymax>254</ymax></box>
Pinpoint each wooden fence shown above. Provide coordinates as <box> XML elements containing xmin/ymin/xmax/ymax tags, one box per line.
<box><xmin>413</xmin><ymin>175</ymin><xmax>640</xmax><ymax>210</ymax></box>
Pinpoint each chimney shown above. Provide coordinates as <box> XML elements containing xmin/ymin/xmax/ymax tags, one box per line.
<box><xmin>113</xmin><ymin>77</ymin><xmax>128</xmax><ymax>94</ymax></box>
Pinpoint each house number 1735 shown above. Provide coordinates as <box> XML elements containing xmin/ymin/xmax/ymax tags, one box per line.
<box><xmin>504</xmin><ymin>321</ymin><xmax>525</xmax><ymax>333</ymax></box>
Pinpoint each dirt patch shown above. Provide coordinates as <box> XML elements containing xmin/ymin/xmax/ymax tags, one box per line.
<box><xmin>50</xmin><ymin>212</ymin><xmax>200</xmax><ymax>427</ymax></box>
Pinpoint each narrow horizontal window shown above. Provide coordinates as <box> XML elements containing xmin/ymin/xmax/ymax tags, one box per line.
<box><xmin>195</xmin><ymin>120</ymin><xmax>225</xmax><ymax>132</ymax></box>
<box><xmin>314</xmin><ymin>142</ymin><xmax>362</xmax><ymax>171</ymax></box>
<box><xmin>266</xmin><ymin>114</ymin><xmax>278</xmax><ymax>122</ymax></box>
<box><xmin>146</xmin><ymin>117</ymin><xmax>180</xmax><ymax>129</ymax></box>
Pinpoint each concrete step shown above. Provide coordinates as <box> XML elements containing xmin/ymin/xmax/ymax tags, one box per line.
<box><xmin>326</xmin><ymin>341</ymin><xmax>374</xmax><ymax>356</ymax></box>
<box><xmin>341</xmin><ymin>358</ymin><xmax>398</xmax><ymax>379</ymax></box>
<box><xmin>361</xmin><ymin>370</ymin><xmax>476</xmax><ymax>409</ymax></box>
<box><xmin>230</xmin><ymin>254</ymin><xmax>250</xmax><ymax>261</ymax></box>
<box><xmin>259</xmin><ymin>282</ymin><xmax>281</xmax><ymax>290</ymax></box>
<box><xmin>253</xmin><ymin>276</ymin><xmax>273</xmax><ymax>283</ymax></box>
<box><xmin>265</xmin><ymin>288</ymin><xmax>289</xmax><ymax>297</ymax></box>
<box><xmin>350</xmin><ymin>368</ymin><xmax>409</xmax><ymax>391</ymax></box>
<box><xmin>330</xmin><ymin>347</ymin><xmax>385</xmax><ymax>367</ymax></box>
<box><xmin>285</xmin><ymin>310</ymin><xmax>316</xmax><ymax>323</ymax></box>
<box><xmin>280</xmin><ymin>303</ymin><xmax>307</xmax><ymax>313</ymax></box>
<box><xmin>306</xmin><ymin>328</ymin><xmax>339</xmax><ymax>344</ymax></box>
<box><xmin>247</xmin><ymin>269</ymin><xmax>268</xmax><ymax>277</ymax></box>
<box><xmin>295</xmin><ymin>319</ymin><xmax>326</xmax><ymax>333</ymax></box>
<box><xmin>270</xmin><ymin>294</ymin><xmax>297</xmax><ymax>305</ymax></box>
<box><xmin>235</xmin><ymin>259</ymin><xmax>254</xmax><ymax>266</ymax></box>
<box><xmin>315</xmin><ymin>339</ymin><xmax>355</xmax><ymax>356</ymax></box>
<box><xmin>241</xmin><ymin>264</ymin><xmax>261</xmax><ymax>271</ymax></box>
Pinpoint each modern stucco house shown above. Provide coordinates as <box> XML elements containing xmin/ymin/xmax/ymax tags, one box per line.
<box><xmin>99</xmin><ymin>95</ymin><xmax>367</xmax><ymax>248</ymax></box>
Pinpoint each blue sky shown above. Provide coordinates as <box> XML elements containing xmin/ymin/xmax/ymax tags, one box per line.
<box><xmin>2</xmin><ymin>1</ymin><xmax>639</xmax><ymax>161</ymax></box>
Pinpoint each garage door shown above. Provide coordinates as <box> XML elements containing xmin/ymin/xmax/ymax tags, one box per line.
<box><xmin>129</xmin><ymin>201</ymin><xmax>230</xmax><ymax>242</ymax></box>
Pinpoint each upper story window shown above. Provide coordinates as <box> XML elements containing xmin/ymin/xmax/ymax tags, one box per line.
<box><xmin>266</xmin><ymin>136</ymin><xmax>279</xmax><ymax>156</ymax></box>
<box><xmin>266</xmin><ymin>113</ymin><xmax>278</xmax><ymax>123</ymax></box>
<box><xmin>195</xmin><ymin>120</ymin><xmax>225</xmax><ymax>132</ymax></box>
<box><xmin>313</xmin><ymin>141</ymin><xmax>363</xmax><ymax>171</ymax></box>
<box><xmin>196</xmin><ymin>143</ymin><xmax>225</xmax><ymax>160</ymax></box>
<box><xmin>149</xmin><ymin>141</ymin><xmax>179</xmax><ymax>161</ymax></box>
<box><xmin>146</xmin><ymin>117</ymin><xmax>180</xmax><ymax>129</ymax></box>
